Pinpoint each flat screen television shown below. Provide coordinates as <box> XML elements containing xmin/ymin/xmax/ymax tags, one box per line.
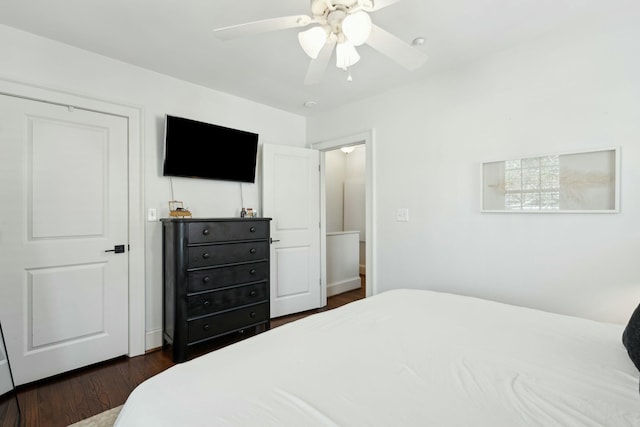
<box><xmin>163</xmin><ymin>115</ymin><xmax>259</xmax><ymax>183</ymax></box>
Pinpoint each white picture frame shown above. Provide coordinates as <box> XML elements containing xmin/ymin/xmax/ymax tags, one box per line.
<box><xmin>481</xmin><ymin>148</ymin><xmax>619</xmax><ymax>213</ymax></box>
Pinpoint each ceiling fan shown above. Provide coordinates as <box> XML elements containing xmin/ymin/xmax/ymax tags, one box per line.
<box><xmin>213</xmin><ymin>0</ymin><xmax>427</xmax><ymax>84</ymax></box>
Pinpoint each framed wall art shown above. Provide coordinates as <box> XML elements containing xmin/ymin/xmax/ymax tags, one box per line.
<box><xmin>481</xmin><ymin>148</ymin><xmax>619</xmax><ymax>213</ymax></box>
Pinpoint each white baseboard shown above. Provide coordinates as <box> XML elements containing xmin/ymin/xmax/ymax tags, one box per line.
<box><xmin>359</xmin><ymin>264</ymin><xmax>366</xmax><ymax>275</ymax></box>
<box><xmin>327</xmin><ymin>276</ymin><xmax>362</xmax><ymax>297</ymax></box>
<box><xmin>145</xmin><ymin>328</ymin><xmax>163</xmax><ymax>352</ymax></box>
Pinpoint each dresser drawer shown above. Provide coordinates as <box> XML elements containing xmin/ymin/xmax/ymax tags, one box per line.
<box><xmin>188</xmin><ymin>241</ymin><xmax>268</xmax><ymax>268</ymax></box>
<box><xmin>188</xmin><ymin>221</ymin><xmax>268</xmax><ymax>244</ymax></box>
<box><xmin>187</xmin><ymin>283</ymin><xmax>267</xmax><ymax>318</ymax></box>
<box><xmin>188</xmin><ymin>262</ymin><xmax>268</xmax><ymax>293</ymax></box>
<box><xmin>188</xmin><ymin>303</ymin><xmax>269</xmax><ymax>343</ymax></box>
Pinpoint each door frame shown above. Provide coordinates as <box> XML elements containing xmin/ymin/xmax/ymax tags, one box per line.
<box><xmin>311</xmin><ymin>129</ymin><xmax>376</xmax><ymax>300</ymax></box>
<box><xmin>0</xmin><ymin>78</ymin><xmax>146</xmax><ymax>357</ymax></box>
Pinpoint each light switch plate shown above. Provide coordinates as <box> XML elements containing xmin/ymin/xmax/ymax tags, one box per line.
<box><xmin>396</xmin><ymin>208</ymin><xmax>409</xmax><ymax>222</ymax></box>
<box><xmin>147</xmin><ymin>208</ymin><xmax>158</xmax><ymax>222</ymax></box>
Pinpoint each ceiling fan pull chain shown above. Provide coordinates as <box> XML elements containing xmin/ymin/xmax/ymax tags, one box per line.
<box><xmin>347</xmin><ymin>68</ymin><xmax>353</xmax><ymax>82</ymax></box>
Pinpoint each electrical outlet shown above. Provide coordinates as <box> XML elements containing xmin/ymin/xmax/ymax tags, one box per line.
<box><xmin>396</xmin><ymin>208</ymin><xmax>409</xmax><ymax>222</ymax></box>
<box><xmin>147</xmin><ymin>208</ymin><xmax>158</xmax><ymax>222</ymax></box>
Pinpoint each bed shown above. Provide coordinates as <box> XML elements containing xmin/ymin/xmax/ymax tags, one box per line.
<box><xmin>116</xmin><ymin>289</ymin><xmax>640</xmax><ymax>426</ymax></box>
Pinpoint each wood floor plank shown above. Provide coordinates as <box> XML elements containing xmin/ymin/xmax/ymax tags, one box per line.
<box><xmin>0</xmin><ymin>393</ymin><xmax>21</xmax><ymax>427</ymax></box>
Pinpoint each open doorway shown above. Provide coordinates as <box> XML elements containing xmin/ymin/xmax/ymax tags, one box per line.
<box><xmin>324</xmin><ymin>145</ymin><xmax>366</xmax><ymax>296</ymax></box>
<box><xmin>312</xmin><ymin>130</ymin><xmax>375</xmax><ymax>304</ymax></box>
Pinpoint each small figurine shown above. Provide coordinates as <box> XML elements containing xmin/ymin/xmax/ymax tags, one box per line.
<box><xmin>169</xmin><ymin>200</ymin><xmax>192</xmax><ymax>218</ymax></box>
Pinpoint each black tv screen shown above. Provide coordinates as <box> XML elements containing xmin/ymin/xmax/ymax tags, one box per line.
<box><xmin>163</xmin><ymin>115</ymin><xmax>259</xmax><ymax>183</ymax></box>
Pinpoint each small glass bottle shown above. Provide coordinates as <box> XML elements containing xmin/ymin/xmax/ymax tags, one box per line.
<box><xmin>240</xmin><ymin>207</ymin><xmax>246</xmax><ymax>218</ymax></box>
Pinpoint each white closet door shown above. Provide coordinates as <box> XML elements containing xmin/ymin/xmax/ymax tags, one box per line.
<box><xmin>262</xmin><ymin>144</ymin><xmax>321</xmax><ymax>317</ymax></box>
<box><xmin>0</xmin><ymin>95</ymin><xmax>129</xmax><ymax>385</ymax></box>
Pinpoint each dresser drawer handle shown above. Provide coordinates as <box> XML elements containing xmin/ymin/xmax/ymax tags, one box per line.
<box><xmin>249</xmin><ymin>226</ymin><xmax>256</xmax><ymax>232</ymax></box>
<box><xmin>202</xmin><ymin>299</ymin><xmax>210</xmax><ymax>307</ymax></box>
<box><xmin>202</xmin><ymin>228</ymin><xmax>210</xmax><ymax>236</ymax></box>
<box><xmin>202</xmin><ymin>276</ymin><xmax>210</xmax><ymax>283</ymax></box>
<box><xmin>249</xmin><ymin>269</ymin><xmax>256</xmax><ymax>275</ymax></box>
<box><xmin>203</xmin><ymin>324</ymin><xmax>210</xmax><ymax>331</ymax></box>
<box><xmin>249</xmin><ymin>248</ymin><xmax>256</xmax><ymax>254</ymax></box>
<box><xmin>249</xmin><ymin>290</ymin><xmax>257</xmax><ymax>297</ymax></box>
<box><xmin>202</xmin><ymin>253</ymin><xmax>210</xmax><ymax>259</ymax></box>
<box><xmin>250</xmin><ymin>312</ymin><xmax>256</xmax><ymax>318</ymax></box>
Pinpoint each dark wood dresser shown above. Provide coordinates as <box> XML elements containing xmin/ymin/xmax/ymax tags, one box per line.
<box><xmin>161</xmin><ymin>217</ymin><xmax>271</xmax><ymax>362</ymax></box>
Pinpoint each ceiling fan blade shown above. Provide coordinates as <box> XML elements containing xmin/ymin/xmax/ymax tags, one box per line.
<box><xmin>213</xmin><ymin>15</ymin><xmax>313</xmax><ymax>41</ymax></box>
<box><xmin>304</xmin><ymin>35</ymin><xmax>337</xmax><ymax>85</ymax></box>
<box><xmin>364</xmin><ymin>0</ymin><xmax>402</xmax><ymax>12</ymax></box>
<box><xmin>365</xmin><ymin>24</ymin><xmax>427</xmax><ymax>70</ymax></box>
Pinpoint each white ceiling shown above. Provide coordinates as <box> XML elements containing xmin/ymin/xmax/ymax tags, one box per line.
<box><xmin>0</xmin><ymin>0</ymin><xmax>624</xmax><ymax>116</ymax></box>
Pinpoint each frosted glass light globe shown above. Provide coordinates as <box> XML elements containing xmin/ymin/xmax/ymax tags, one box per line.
<box><xmin>342</xmin><ymin>11</ymin><xmax>372</xmax><ymax>46</ymax></box>
<box><xmin>298</xmin><ymin>26</ymin><xmax>328</xmax><ymax>59</ymax></box>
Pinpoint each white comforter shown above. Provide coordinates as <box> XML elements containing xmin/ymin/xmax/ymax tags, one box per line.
<box><xmin>116</xmin><ymin>290</ymin><xmax>640</xmax><ymax>426</ymax></box>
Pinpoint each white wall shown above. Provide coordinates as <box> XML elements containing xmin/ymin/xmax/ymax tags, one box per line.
<box><xmin>325</xmin><ymin>150</ymin><xmax>346</xmax><ymax>233</ymax></box>
<box><xmin>343</xmin><ymin>146</ymin><xmax>366</xmax><ymax>240</ymax></box>
<box><xmin>343</xmin><ymin>146</ymin><xmax>367</xmax><ymax>270</ymax></box>
<box><xmin>0</xmin><ymin>25</ymin><xmax>306</xmax><ymax>348</ymax></box>
<box><xmin>326</xmin><ymin>147</ymin><xmax>367</xmax><ymax>271</ymax></box>
<box><xmin>308</xmin><ymin>9</ymin><xmax>640</xmax><ymax>324</ymax></box>
<box><xmin>325</xmin><ymin>147</ymin><xmax>367</xmax><ymax>234</ymax></box>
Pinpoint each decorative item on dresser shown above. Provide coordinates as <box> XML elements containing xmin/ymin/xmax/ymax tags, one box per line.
<box><xmin>161</xmin><ymin>217</ymin><xmax>272</xmax><ymax>363</ymax></box>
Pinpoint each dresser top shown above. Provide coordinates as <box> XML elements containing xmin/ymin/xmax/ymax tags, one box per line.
<box><xmin>161</xmin><ymin>217</ymin><xmax>271</xmax><ymax>223</ymax></box>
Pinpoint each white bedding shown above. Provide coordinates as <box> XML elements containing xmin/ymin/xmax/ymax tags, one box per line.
<box><xmin>116</xmin><ymin>290</ymin><xmax>640</xmax><ymax>426</ymax></box>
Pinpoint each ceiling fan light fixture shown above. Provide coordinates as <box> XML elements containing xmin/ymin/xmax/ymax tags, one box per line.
<box><xmin>336</xmin><ymin>41</ymin><xmax>360</xmax><ymax>69</ymax></box>
<box><xmin>298</xmin><ymin>26</ymin><xmax>328</xmax><ymax>59</ymax></box>
<box><xmin>340</xmin><ymin>146</ymin><xmax>356</xmax><ymax>154</ymax></box>
<box><xmin>341</xmin><ymin>11</ymin><xmax>372</xmax><ymax>46</ymax></box>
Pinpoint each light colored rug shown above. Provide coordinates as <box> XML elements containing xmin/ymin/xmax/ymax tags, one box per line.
<box><xmin>67</xmin><ymin>405</ymin><xmax>123</xmax><ymax>427</ymax></box>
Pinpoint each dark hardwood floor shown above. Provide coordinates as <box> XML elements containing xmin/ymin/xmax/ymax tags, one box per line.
<box><xmin>10</xmin><ymin>283</ymin><xmax>364</xmax><ymax>427</ymax></box>
<box><xmin>271</xmin><ymin>284</ymin><xmax>365</xmax><ymax>327</ymax></box>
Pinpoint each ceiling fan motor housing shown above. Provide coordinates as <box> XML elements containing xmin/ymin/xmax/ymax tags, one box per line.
<box><xmin>327</xmin><ymin>10</ymin><xmax>347</xmax><ymax>33</ymax></box>
<box><xmin>310</xmin><ymin>0</ymin><xmax>365</xmax><ymax>19</ymax></box>
<box><xmin>312</xmin><ymin>0</ymin><xmax>373</xmax><ymax>38</ymax></box>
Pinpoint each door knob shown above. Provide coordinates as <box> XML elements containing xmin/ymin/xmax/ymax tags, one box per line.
<box><xmin>105</xmin><ymin>244</ymin><xmax>125</xmax><ymax>253</ymax></box>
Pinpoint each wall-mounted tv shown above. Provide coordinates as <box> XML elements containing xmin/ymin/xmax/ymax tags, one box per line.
<box><xmin>163</xmin><ymin>115</ymin><xmax>259</xmax><ymax>183</ymax></box>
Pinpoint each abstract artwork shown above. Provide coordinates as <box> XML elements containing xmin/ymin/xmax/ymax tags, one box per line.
<box><xmin>482</xmin><ymin>148</ymin><xmax>619</xmax><ymax>213</ymax></box>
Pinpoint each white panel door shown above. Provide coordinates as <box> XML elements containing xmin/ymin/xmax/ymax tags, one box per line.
<box><xmin>262</xmin><ymin>144</ymin><xmax>321</xmax><ymax>317</ymax></box>
<box><xmin>0</xmin><ymin>95</ymin><xmax>129</xmax><ymax>385</ymax></box>
<box><xmin>0</xmin><ymin>326</ymin><xmax>12</xmax><ymax>395</ymax></box>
